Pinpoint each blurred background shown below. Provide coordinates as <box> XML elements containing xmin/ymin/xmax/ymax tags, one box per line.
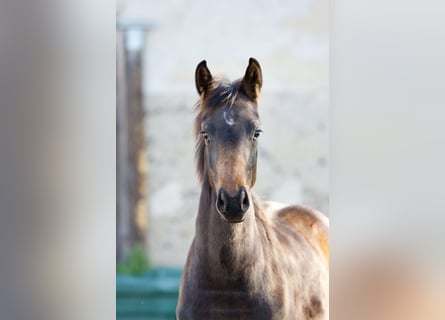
<box><xmin>116</xmin><ymin>0</ymin><xmax>328</xmax><ymax>268</ymax></box>
<box><xmin>2</xmin><ymin>1</ymin><xmax>445</xmax><ymax>320</ymax></box>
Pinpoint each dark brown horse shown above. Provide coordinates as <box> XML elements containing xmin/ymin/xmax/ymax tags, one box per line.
<box><xmin>177</xmin><ymin>58</ymin><xmax>329</xmax><ymax>320</ymax></box>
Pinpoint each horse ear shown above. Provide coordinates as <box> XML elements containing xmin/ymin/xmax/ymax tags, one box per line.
<box><xmin>240</xmin><ymin>57</ymin><xmax>262</xmax><ymax>101</ymax></box>
<box><xmin>195</xmin><ymin>60</ymin><xmax>213</xmax><ymax>96</ymax></box>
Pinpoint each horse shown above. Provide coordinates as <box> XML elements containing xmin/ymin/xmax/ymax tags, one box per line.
<box><xmin>176</xmin><ymin>58</ymin><xmax>329</xmax><ymax>320</ymax></box>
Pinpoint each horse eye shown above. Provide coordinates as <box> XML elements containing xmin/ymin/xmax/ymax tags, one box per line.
<box><xmin>200</xmin><ymin>131</ymin><xmax>210</xmax><ymax>142</ymax></box>
<box><xmin>253</xmin><ymin>129</ymin><xmax>263</xmax><ymax>139</ymax></box>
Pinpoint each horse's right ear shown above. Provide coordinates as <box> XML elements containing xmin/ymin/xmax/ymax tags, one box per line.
<box><xmin>195</xmin><ymin>60</ymin><xmax>213</xmax><ymax>96</ymax></box>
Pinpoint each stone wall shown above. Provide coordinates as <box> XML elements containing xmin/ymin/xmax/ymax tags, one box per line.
<box><xmin>118</xmin><ymin>0</ymin><xmax>329</xmax><ymax>266</ymax></box>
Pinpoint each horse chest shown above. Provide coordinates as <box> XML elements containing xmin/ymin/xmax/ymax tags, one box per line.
<box><xmin>179</xmin><ymin>272</ymin><xmax>299</xmax><ymax>320</ymax></box>
<box><xmin>178</xmin><ymin>286</ymin><xmax>274</xmax><ymax>320</ymax></box>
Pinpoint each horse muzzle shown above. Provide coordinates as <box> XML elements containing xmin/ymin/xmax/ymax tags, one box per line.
<box><xmin>215</xmin><ymin>186</ymin><xmax>250</xmax><ymax>223</ymax></box>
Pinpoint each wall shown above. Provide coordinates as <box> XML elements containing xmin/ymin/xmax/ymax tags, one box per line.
<box><xmin>118</xmin><ymin>0</ymin><xmax>328</xmax><ymax>266</ymax></box>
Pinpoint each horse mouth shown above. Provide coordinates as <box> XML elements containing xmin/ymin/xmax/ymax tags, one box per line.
<box><xmin>218</xmin><ymin>213</ymin><xmax>246</xmax><ymax>224</ymax></box>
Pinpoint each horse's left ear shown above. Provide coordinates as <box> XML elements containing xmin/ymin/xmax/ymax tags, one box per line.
<box><xmin>240</xmin><ymin>57</ymin><xmax>263</xmax><ymax>101</ymax></box>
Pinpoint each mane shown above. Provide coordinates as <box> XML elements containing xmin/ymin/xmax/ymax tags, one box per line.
<box><xmin>194</xmin><ymin>77</ymin><xmax>242</xmax><ymax>183</ymax></box>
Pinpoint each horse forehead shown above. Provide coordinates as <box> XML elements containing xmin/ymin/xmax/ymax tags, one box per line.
<box><xmin>223</xmin><ymin>108</ymin><xmax>236</xmax><ymax>127</ymax></box>
<box><xmin>213</xmin><ymin>109</ymin><xmax>253</xmax><ymax>139</ymax></box>
<box><xmin>215</xmin><ymin>105</ymin><xmax>258</xmax><ymax>127</ymax></box>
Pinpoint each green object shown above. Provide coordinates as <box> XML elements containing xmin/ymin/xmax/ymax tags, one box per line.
<box><xmin>117</xmin><ymin>267</ymin><xmax>182</xmax><ymax>320</ymax></box>
<box><xmin>117</xmin><ymin>244</ymin><xmax>151</xmax><ymax>275</ymax></box>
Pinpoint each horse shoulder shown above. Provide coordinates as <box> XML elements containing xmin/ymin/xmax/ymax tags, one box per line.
<box><xmin>264</xmin><ymin>201</ymin><xmax>329</xmax><ymax>265</ymax></box>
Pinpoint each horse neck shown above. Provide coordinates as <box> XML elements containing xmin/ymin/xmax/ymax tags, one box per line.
<box><xmin>195</xmin><ymin>179</ymin><xmax>264</xmax><ymax>274</ymax></box>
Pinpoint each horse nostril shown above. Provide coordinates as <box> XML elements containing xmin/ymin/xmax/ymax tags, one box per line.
<box><xmin>240</xmin><ymin>188</ymin><xmax>250</xmax><ymax>213</ymax></box>
<box><xmin>216</xmin><ymin>189</ymin><xmax>227</xmax><ymax>214</ymax></box>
